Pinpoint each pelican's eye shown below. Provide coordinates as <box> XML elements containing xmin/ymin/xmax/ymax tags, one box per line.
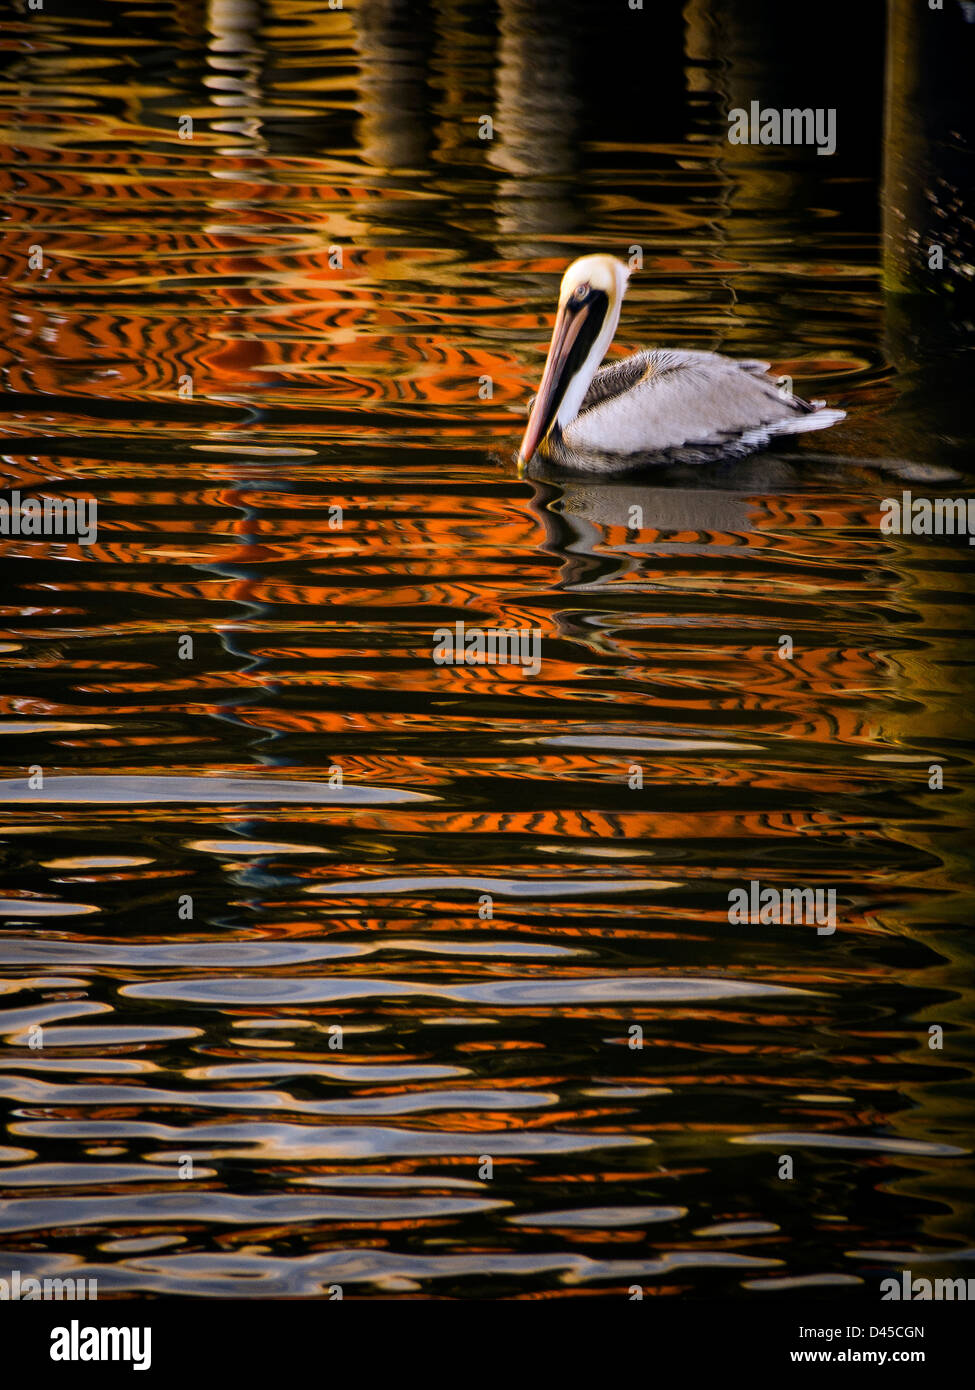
<box><xmin>571</xmin><ymin>282</ymin><xmax>590</xmax><ymax>303</ymax></box>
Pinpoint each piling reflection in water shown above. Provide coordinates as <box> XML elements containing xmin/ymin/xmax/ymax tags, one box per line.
<box><xmin>0</xmin><ymin>0</ymin><xmax>973</xmax><ymax>1299</ymax></box>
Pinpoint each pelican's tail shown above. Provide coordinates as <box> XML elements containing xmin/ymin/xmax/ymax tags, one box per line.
<box><xmin>776</xmin><ymin>405</ymin><xmax>847</xmax><ymax>434</ymax></box>
<box><xmin>723</xmin><ymin>405</ymin><xmax>846</xmax><ymax>462</ymax></box>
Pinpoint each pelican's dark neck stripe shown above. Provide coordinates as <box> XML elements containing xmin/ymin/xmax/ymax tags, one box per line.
<box><xmin>559</xmin><ymin>288</ymin><xmax>609</xmax><ymax>394</ymax></box>
<box><xmin>523</xmin><ymin>287</ymin><xmax>609</xmax><ymax>455</ymax></box>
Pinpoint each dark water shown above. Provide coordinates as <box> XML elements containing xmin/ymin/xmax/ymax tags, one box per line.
<box><xmin>1</xmin><ymin>0</ymin><xmax>974</xmax><ymax>1300</ymax></box>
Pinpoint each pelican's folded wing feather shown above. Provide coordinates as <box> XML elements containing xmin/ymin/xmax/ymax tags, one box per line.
<box><xmin>564</xmin><ymin>349</ymin><xmax>839</xmax><ymax>461</ymax></box>
<box><xmin>578</xmin><ymin>351</ymin><xmax>655</xmax><ymax>411</ymax></box>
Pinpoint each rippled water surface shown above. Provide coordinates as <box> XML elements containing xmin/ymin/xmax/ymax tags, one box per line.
<box><xmin>1</xmin><ymin>0</ymin><xmax>974</xmax><ymax>1299</ymax></box>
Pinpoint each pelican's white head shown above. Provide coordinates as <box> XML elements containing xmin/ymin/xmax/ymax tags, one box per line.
<box><xmin>518</xmin><ymin>254</ymin><xmax>630</xmax><ymax>467</ymax></box>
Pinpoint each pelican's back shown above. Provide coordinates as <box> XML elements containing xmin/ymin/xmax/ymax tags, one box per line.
<box><xmin>555</xmin><ymin>349</ymin><xmax>844</xmax><ymax>471</ymax></box>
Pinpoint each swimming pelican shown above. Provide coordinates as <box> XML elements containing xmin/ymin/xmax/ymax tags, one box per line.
<box><xmin>517</xmin><ymin>254</ymin><xmax>845</xmax><ymax>474</ymax></box>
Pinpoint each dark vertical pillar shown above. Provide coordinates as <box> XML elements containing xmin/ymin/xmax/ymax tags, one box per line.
<box><xmin>883</xmin><ymin>0</ymin><xmax>975</xmax><ymax>362</ymax></box>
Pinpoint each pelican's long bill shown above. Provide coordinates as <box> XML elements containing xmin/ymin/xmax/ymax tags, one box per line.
<box><xmin>517</xmin><ymin>255</ymin><xmax>629</xmax><ymax>471</ymax></box>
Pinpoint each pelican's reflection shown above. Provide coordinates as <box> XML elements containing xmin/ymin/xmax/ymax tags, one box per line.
<box><xmin>525</xmin><ymin>464</ymin><xmax>816</xmax><ymax>667</ymax></box>
<box><xmin>526</xmin><ymin>467</ymin><xmax>770</xmax><ymax>591</ymax></box>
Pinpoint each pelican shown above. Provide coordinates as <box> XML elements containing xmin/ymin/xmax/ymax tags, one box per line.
<box><xmin>517</xmin><ymin>254</ymin><xmax>845</xmax><ymax>474</ymax></box>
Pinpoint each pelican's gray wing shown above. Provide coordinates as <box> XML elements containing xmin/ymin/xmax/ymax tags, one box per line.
<box><xmin>559</xmin><ymin>348</ymin><xmax>843</xmax><ymax>470</ymax></box>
